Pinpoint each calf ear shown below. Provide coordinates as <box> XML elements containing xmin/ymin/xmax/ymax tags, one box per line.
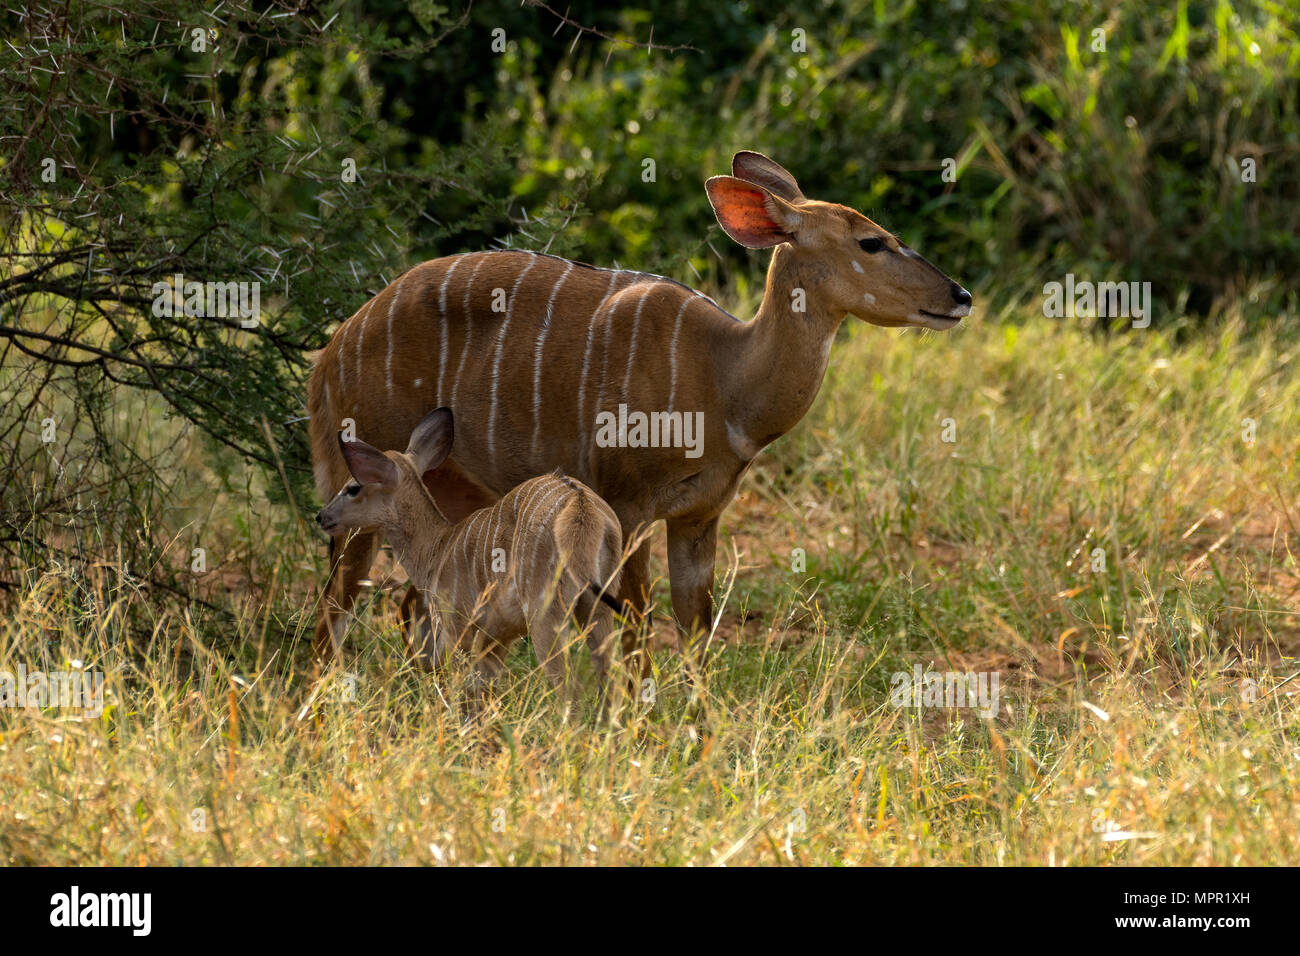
<box><xmin>338</xmin><ymin>433</ymin><xmax>398</xmax><ymax>486</ymax></box>
<box><xmin>705</xmin><ymin>176</ymin><xmax>802</xmax><ymax>248</ymax></box>
<box><xmin>406</xmin><ymin>407</ymin><xmax>454</xmax><ymax>475</ymax></box>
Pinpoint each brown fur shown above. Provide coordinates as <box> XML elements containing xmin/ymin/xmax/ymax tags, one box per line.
<box><xmin>309</xmin><ymin>152</ymin><xmax>971</xmax><ymax>682</ymax></box>
<box><xmin>317</xmin><ymin>409</ymin><xmax>625</xmax><ymax>714</ymax></box>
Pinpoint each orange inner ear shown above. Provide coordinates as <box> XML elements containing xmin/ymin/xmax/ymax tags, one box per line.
<box><xmin>710</xmin><ymin>179</ymin><xmax>790</xmax><ymax>247</ymax></box>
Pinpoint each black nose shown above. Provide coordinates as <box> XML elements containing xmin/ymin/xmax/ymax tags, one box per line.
<box><xmin>315</xmin><ymin>512</ymin><xmax>324</xmax><ymax>526</ymax></box>
<box><xmin>951</xmin><ymin>283</ymin><xmax>972</xmax><ymax>306</ymax></box>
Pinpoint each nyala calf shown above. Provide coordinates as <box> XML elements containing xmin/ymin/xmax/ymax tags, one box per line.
<box><xmin>316</xmin><ymin>408</ymin><xmax>631</xmax><ymax>714</ymax></box>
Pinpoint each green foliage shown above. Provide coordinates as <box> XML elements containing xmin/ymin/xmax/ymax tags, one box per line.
<box><xmin>498</xmin><ymin>0</ymin><xmax>1299</xmax><ymax>314</ymax></box>
<box><xmin>0</xmin><ymin>1</ymin><xmax>536</xmax><ymax>586</ymax></box>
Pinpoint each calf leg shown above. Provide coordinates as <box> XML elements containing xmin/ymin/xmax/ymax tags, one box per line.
<box><xmin>529</xmin><ymin>602</ymin><xmax>581</xmax><ymax>717</ymax></box>
<box><xmin>585</xmin><ymin>611</ymin><xmax>616</xmax><ymax>719</ymax></box>
<box><xmin>400</xmin><ymin>588</ymin><xmax>454</xmax><ymax>670</ymax></box>
<box><xmin>572</xmin><ymin>589</ymin><xmax>616</xmax><ymax>719</ymax></box>
<box><xmin>312</xmin><ymin>530</ymin><xmax>379</xmax><ymax>662</ymax></box>
<box><xmin>464</xmin><ymin>635</ymin><xmax>510</xmax><ymax>723</ymax></box>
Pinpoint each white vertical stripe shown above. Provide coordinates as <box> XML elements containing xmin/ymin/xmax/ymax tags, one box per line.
<box><xmin>436</xmin><ymin>255</ymin><xmax>466</xmax><ymax>403</ymax></box>
<box><xmin>467</xmin><ymin>512</ymin><xmax>488</xmax><ymax>587</ymax></box>
<box><xmin>591</xmin><ymin>283</ymin><xmax>629</xmax><ymax>454</ymax></box>
<box><xmin>513</xmin><ymin>482</ymin><xmax>549</xmax><ymax>577</ymax></box>
<box><xmin>482</xmin><ymin>499</ymin><xmax>496</xmax><ymax>576</ymax></box>
<box><xmin>519</xmin><ymin>481</ymin><xmax>562</xmax><ymax>546</ymax></box>
<box><xmin>337</xmin><ymin>314</ymin><xmax>351</xmax><ymax>393</ymax></box>
<box><xmin>621</xmin><ymin>285</ymin><xmax>654</xmax><ymax>402</ymax></box>
<box><xmin>667</xmin><ymin>295</ymin><xmax>693</xmax><ymax>415</ymax></box>
<box><xmin>474</xmin><ymin>509</ymin><xmax>489</xmax><ymax>597</ymax></box>
<box><xmin>385</xmin><ymin>272</ymin><xmax>409</xmax><ymax>398</ymax></box>
<box><xmin>531</xmin><ymin>262</ymin><xmax>574</xmax><ymax>461</ymax></box>
<box><xmin>450</xmin><ymin>256</ymin><xmax>489</xmax><ymax>414</ymax></box>
<box><xmin>528</xmin><ymin>485</ymin><xmax>573</xmax><ymax>578</ymax></box>
<box><xmin>486</xmin><ymin>491</ymin><xmax>504</xmax><ymax>580</ymax></box>
<box><xmin>483</xmin><ymin>504</ymin><xmax>497</xmax><ymax>581</ymax></box>
<box><xmin>486</xmin><ymin>252</ymin><xmax>538</xmax><ymax>463</ymax></box>
<box><xmin>576</xmin><ymin>271</ymin><xmax>621</xmax><ymax>474</ymax></box>
<box><xmin>354</xmin><ymin>299</ymin><xmax>372</xmax><ymax>398</ymax></box>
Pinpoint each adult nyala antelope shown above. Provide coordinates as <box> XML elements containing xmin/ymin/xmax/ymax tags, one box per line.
<box><xmin>309</xmin><ymin>151</ymin><xmax>971</xmax><ymax>681</ymax></box>
<box><xmin>316</xmin><ymin>408</ymin><xmax>627</xmax><ymax>709</ymax></box>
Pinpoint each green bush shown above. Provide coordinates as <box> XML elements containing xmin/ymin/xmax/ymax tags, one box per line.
<box><xmin>493</xmin><ymin>0</ymin><xmax>1299</xmax><ymax>316</ymax></box>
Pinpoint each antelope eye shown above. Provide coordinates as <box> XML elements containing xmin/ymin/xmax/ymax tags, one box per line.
<box><xmin>345</xmin><ymin>484</ymin><xmax>362</xmax><ymax>497</ymax></box>
<box><xmin>858</xmin><ymin>237</ymin><xmax>885</xmax><ymax>254</ymax></box>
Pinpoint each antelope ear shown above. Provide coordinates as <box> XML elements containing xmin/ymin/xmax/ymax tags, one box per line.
<box><xmin>406</xmin><ymin>407</ymin><xmax>454</xmax><ymax>475</ymax></box>
<box><xmin>338</xmin><ymin>433</ymin><xmax>399</xmax><ymax>486</ymax></box>
<box><xmin>731</xmin><ymin>151</ymin><xmax>804</xmax><ymax>202</ymax></box>
<box><xmin>705</xmin><ymin>176</ymin><xmax>802</xmax><ymax>249</ymax></box>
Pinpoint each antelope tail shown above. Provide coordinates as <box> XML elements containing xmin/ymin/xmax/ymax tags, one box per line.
<box><xmin>585</xmin><ymin>582</ymin><xmax>645</xmax><ymax>624</ymax></box>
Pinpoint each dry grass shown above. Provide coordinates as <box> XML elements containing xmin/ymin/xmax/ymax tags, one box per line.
<box><xmin>2</xmin><ymin>300</ymin><xmax>1298</xmax><ymax>865</ymax></box>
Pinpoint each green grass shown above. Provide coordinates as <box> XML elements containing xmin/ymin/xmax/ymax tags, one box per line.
<box><xmin>2</xmin><ymin>297</ymin><xmax>1298</xmax><ymax>865</ymax></box>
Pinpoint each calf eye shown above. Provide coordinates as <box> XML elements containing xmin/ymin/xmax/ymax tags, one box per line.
<box><xmin>345</xmin><ymin>484</ymin><xmax>362</xmax><ymax>497</ymax></box>
<box><xmin>858</xmin><ymin>237</ymin><xmax>885</xmax><ymax>253</ymax></box>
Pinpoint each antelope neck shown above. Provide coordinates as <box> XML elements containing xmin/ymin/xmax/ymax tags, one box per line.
<box><xmin>724</xmin><ymin>244</ymin><xmax>847</xmax><ymax>447</ymax></box>
<box><xmin>381</xmin><ymin>486</ymin><xmax>454</xmax><ymax>587</ymax></box>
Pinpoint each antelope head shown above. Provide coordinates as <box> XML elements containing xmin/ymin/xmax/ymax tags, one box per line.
<box><xmin>316</xmin><ymin>407</ymin><xmax>455</xmax><ymax>536</ymax></box>
<box><xmin>706</xmin><ymin>151</ymin><xmax>972</xmax><ymax>331</ymax></box>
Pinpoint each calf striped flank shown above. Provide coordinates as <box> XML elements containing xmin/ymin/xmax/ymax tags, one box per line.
<box><xmin>318</xmin><ymin>426</ymin><xmax>627</xmax><ymax>710</ymax></box>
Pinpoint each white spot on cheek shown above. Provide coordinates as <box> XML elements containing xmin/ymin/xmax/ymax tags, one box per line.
<box><xmin>414</xmin><ymin>378</ymin><xmax>423</xmax><ymax>388</ymax></box>
<box><xmin>863</xmin><ymin>292</ymin><xmax>876</xmax><ymax>305</ymax></box>
<box><xmin>852</xmin><ymin>260</ymin><xmax>865</xmax><ymax>274</ymax></box>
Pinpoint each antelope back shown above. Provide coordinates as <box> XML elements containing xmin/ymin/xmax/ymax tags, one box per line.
<box><xmin>308</xmin><ymin>250</ymin><xmax>733</xmax><ymax>511</ymax></box>
<box><xmin>460</xmin><ymin>473</ymin><xmax>622</xmax><ymax>615</ymax></box>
